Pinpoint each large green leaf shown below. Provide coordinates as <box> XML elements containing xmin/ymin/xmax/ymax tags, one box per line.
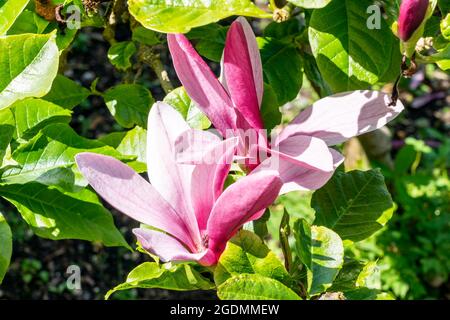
<box><xmin>0</xmin><ymin>211</ymin><xmax>12</xmax><ymax>284</ymax></box>
<box><xmin>100</xmin><ymin>126</ymin><xmax>147</xmax><ymax>173</ymax></box>
<box><xmin>214</xmin><ymin>230</ymin><xmax>291</xmax><ymax>287</ymax></box>
<box><xmin>11</xmin><ymin>98</ymin><xmax>72</xmax><ymax>140</ymax></box>
<box><xmin>288</xmin><ymin>0</ymin><xmax>332</xmax><ymax>8</ymax></box>
<box><xmin>0</xmin><ymin>33</ymin><xmax>59</xmax><ymax>110</ymax></box>
<box><xmin>0</xmin><ymin>124</ymin><xmax>130</xmax><ymax>189</ymax></box>
<box><xmin>6</xmin><ymin>9</ymin><xmax>49</xmax><ymax>35</ymax></box>
<box><xmin>43</xmin><ymin>75</ymin><xmax>90</xmax><ymax>109</ymax></box>
<box><xmin>329</xmin><ymin>258</ymin><xmax>377</xmax><ymax>292</ymax></box>
<box><xmin>0</xmin><ymin>0</ymin><xmax>29</xmax><ymax>35</ymax></box>
<box><xmin>0</xmin><ymin>183</ymin><xmax>129</xmax><ymax>247</ymax></box>
<box><xmin>308</xmin><ymin>0</ymin><xmax>400</xmax><ymax>92</ymax></box>
<box><xmin>106</xmin><ymin>262</ymin><xmax>214</xmax><ymax>299</ymax></box>
<box><xmin>343</xmin><ymin>288</ymin><xmax>395</xmax><ymax>300</ymax></box>
<box><xmin>218</xmin><ymin>274</ymin><xmax>301</xmax><ymax>300</ymax></box>
<box><xmin>163</xmin><ymin>86</ymin><xmax>211</xmax><ymax>129</ymax></box>
<box><xmin>103</xmin><ymin>84</ymin><xmax>153</xmax><ymax>129</ymax></box>
<box><xmin>0</xmin><ymin>109</ymin><xmax>14</xmax><ymax>161</ymax></box>
<box><xmin>258</xmin><ymin>37</ymin><xmax>303</xmax><ymax>105</ymax></box>
<box><xmin>293</xmin><ymin>219</ymin><xmax>344</xmax><ymax>296</ymax></box>
<box><xmin>311</xmin><ymin>169</ymin><xmax>394</xmax><ymax>242</ymax></box>
<box><xmin>187</xmin><ymin>23</ymin><xmax>228</xmax><ymax>62</ymax></box>
<box><xmin>128</xmin><ymin>0</ymin><xmax>271</xmax><ymax>33</ymax></box>
<box><xmin>260</xmin><ymin>83</ymin><xmax>281</xmax><ymax>130</ymax></box>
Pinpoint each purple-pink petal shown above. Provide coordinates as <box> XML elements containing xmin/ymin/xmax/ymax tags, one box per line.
<box><xmin>167</xmin><ymin>34</ymin><xmax>237</xmax><ymax>136</ymax></box>
<box><xmin>223</xmin><ymin>18</ymin><xmax>264</xmax><ymax>130</ymax></box>
<box><xmin>75</xmin><ymin>153</ymin><xmax>197</xmax><ymax>250</ymax></box>
<box><xmin>207</xmin><ymin>172</ymin><xmax>282</xmax><ymax>256</ymax></box>
<box><xmin>276</xmin><ymin>91</ymin><xmax>404</xmax><ymax>146</ymax></box>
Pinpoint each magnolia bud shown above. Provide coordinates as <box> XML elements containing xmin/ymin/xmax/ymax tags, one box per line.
<box><xmin>398</xmin><ymin>0</ymin><xmax>429</xmax><ymax>41</ymax></box>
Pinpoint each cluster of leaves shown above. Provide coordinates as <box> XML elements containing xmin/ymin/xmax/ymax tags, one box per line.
<box><xmin>0</xmin><ymin>0</ymin><xmax>448</xmax><ymax>299</ymax></box>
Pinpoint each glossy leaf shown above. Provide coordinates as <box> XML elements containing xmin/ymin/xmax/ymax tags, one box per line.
<box><xmin>214</xmin><ymin>230</ymin><xmax>291</xmax><ymax>286</ymax></box>
<box><xmin>43</xmin><ymin>75</ymin><xmax>90</xmax><ymax>109</ymax></box>
<box><xmin>309</xmin><ymin>0</ymin><xmax>400</xmax><ymax>92</ymax></box>
<box><xmin>11</xmin><ymin>98</ymin><xmax>72</xmax><ymax>140</ymax></box>
<box><xmin>6</xmin><ymin>9</ymin><xmax>49</xmax><ymax>35</ymax></box>
<box><xmin>217</xmin><ymin>274</ymin><xmax>301</xmax><ymax>300</ymax></box>
<box><xmin>106</xmin><ymin>262</ymin><xmax>214</xmax><ymax>299</ymax></box>
<box><xmin>0</xmin><ymin>33</ymin><xmax>59</xmax><ymax>110</ymax></box>
<box><xmin>293</xmin><ymin>219</ymin><xmax>344</xmax><ymax>296</ymax></box>
<box><xmin>107</xmin><ymin>41</ymin><xmax>137</xmax><ymax>71</ymax></box>
<box><xmin>0</xmin><ymin>183</ymin><xmax>129</xmax><ymax>247</ymax></box>
<box><xmin>103</xmin><ymin>84</ymin><xmax>153</xmax><ymax>129</ymax></box>
<box><xmin>100</xmin><ymin>126</ymin><xmax>147</xmax><ymax>173</ymax></box>
<box><xmin>1</xmin><ymin>124</ymin><xmax>129</xmax><ymax>189</ymax></box>
<box><xmin>0</xmin><ymin>0</ymin><xmax>29</xmax><ymax>35</ymax></box>
<box><xmin>0</xmin><ymin>212</ymin><xmax>12</xmax><ymax>284</ymax></box>
<box><xmin>128</xmin><ymin>0</ymin><xmax>271</xmax><ymax>33</ymax></box>
<box><xmin>0</xmin><ymin>109</ymin><xmax>14</xmax><ymax>161</ymax></box>
<box><xmin>163</xmin><ymin>86</ymin><xmax>211</xmax><ymax>129</ymax></box>
<box><xmin>258</xmin><ymin>37</ymin><xmax>303</xmax><ymax>105</ymax></box>
<box><xmin>187</xmin><ymin>23</ymin><xmax>228</xmax><ymax>62</ymax></box>
<box><xmin>311</xmin><ymin>169</ymin><xmax>394</xmax><ymax>242</ymax></box>
<box><xmin>288</xmin><ymin>0</ymin><xmax>332</xmax><ymax>8</ymax></box>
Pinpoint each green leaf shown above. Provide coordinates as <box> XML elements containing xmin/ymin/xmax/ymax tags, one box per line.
<box><xmin>218</xmin><ymin>274</ymin><xmax>301</xmax><ymax>300</ymax></box>
<box><xmin>0</xmin><ymin>109</ymin><xmax>14</xmax><ymax>161</ymax></box>
<box><xmin>11</xmin><ymin>98</ymin><xmax>72</xmax><ymax>140</ymax></box>
<box><xmin>103</xmin><ymin>84</ymin><xmax>153</xmax><ymax>129</ymax></box>
<box><xmin>106</xmin><ymin>262</ymin><xmax>214</xmax><ymax>299</ymax></box>
<box><xmin>163</xmin><ymin>86</ymin><xmax>211</xmax><ymax>129</ymax></box>
<box><xmin>0</xmin><ymin>183</ymin><xmax>129</xmax><ymax>247</ymax></box>
<box><xmin>260</xmin><ymin>84</ymin><xmax>281</xmax><ymax>130</ymax></box>
<box><xmin>214</xmin><ymin>230</ymin><xmax>291</xmax><ymax>287</ymax></box>
<box><xmin>0</xmin><ymin>211</ymin><xmax>12</xmax><ymax>284</ymax></box>
<box><xmin>6</xmin><ymin>9</ymin><xmax>49</xmax><ymax>35</ymax></box>
<box><xmin>309</xmin><ymin>0</ymin><xmax>400</xmax><ymax>92</ymax></box>
<box><xmin>258</xmin><ymin>37</ymin><xmax>303</xmax><ymax>105</ymax></box>
<box><xmin>343</xmin><ymin>288</ymin><xmax>395</xmax><ymax>300</ymax></box>
<box><xmin>0</xmin><ymin>124</ymin><xmax>130</xmax><ymax>189</ymax></box>
<box><xmin>100</xmin><ymin>126</ymin><xmax>147</xmax><ymax>173</ymax></box>
<box><xmin>293</xmin><ymin>219</ymin><xmax>344</xmax><ymax>296</ymax></box>
<box><xmin>329</xmin><ymin>258</ymin><xmax>377</xmax><ymax>291</ymax></box>
<box><xmin>128</xmin><ymin>0</ymin><xmax>271</xmax><ymax>33</ymax></box>
<box><xmin>187</xmin><ymin>23</ymin><xmax>228</xmax><ymax>62</ymax></box>
<box><xmin>311</xmin><ymin>169</ymin><xmax>395</xmax><ymax>242</ymax></box>
<box><xmin>288</xmin><ymin>0</ymin><xmax>332</xmax><ymax>8</ymax></box>
<box><xmin>0</xmin><ymin>33</ymin><xmax>59</xmax><ymax>110</ymax></box>
<box><xmin>107</xmin><ymin>41</ymin><xmax>137</xmax><ymax>71</ymax></box>
<box><xmin>43</xmin><ymin>75</ymin><xmax>90</xmax><ymax>109</ymax></box>
<box><xmin>0</xmin><ymin>0</ymin><xmax>29</xmax><ymax>35</ymax></box>
<box><xmin>132</xmin><ymin>26</ymin><xmax>161</xmax><ymax>46</ymax></box>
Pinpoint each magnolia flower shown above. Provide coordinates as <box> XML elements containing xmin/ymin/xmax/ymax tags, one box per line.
<box><xmin>75</xmin><ymin>102</ymin><xmax>282</xmax><ymax>266</ymax></box>
<box><xmin>398</xmin><ymin>0</ymin><xmax>430</xmax><ymax>41</ymax></box>
<box><xmin>168</xmin><ymin>17</ymin><xmax>405</xmax><ymax>194</ymax></box>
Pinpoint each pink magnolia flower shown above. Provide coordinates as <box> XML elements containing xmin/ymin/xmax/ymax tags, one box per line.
<box><xmin>168</xmin><ymin>17</ymin><xmax>405</xmax><ymax>194</ymax></box>
<box><xmin>75</xmin><ymin>102</ymin><xmax>282</xmax><ymax>266</ymax></box>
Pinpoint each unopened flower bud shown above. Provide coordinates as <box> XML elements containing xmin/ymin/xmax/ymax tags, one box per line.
<box><xmin>398</xmin><ymin>0</ymin><xmax>430</xmax><ymax>41</ymax></box>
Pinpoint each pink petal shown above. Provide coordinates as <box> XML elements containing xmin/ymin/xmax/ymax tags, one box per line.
<box><xmin>207</xmin><ymin>172</ymin><xmax>282</xmax><ymax>255</ymax></box>
<box><xmin>75</xmin><ymin>153</ymin><xmax>196</xmax><ymax>250</ymax></box>
<box><xmin>147</xmin><ymin>102</ymin><xmax>201</xmax><ymax>247</ymax></box>
<box><xmin>267</xmin><ymin>135</ymin><xmax>334</xmax><ymax>172</ymax></box>
<box><xmin>167</xmin><ymin>34</ymin><xmax>237</xmax><ymax>136</ymax></box>
<box><xmin>254</xmin><ymin>149</ymin><xmax>345</xmax><ymax>194</ymax></box>
<box><xmin>174</xmin><ymin>129</ymin><xmax>222</xmax><ymax>165</ymax></box>
<box><xmin>223</xmin><ymin>18</ymin><xmax>263</xmax><ymax>129</ymax></box>
<box><xmin>276</xmin><ymin>91</ymin><xmax>404</xmax><ymax>146</ymax></box>
<box><xmin>190</xmin><ymin>137</ymin><xmax>238</xmax><ymax>231</ymax></box>
<box><xmin>133</xmin><ymin>228</ymin><xmax>208</xmax><ymax>263</ymax></box>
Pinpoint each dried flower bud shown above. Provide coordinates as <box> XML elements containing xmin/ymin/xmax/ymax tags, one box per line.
<box><xmin>398</xmin><ymin>0</ymin><xmax>430</xmax><ymax>41</ymax></box>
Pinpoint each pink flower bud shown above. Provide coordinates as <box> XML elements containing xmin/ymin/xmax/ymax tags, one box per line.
<box><xmin>398</xmin><ymin>0</ymin><xmax>429</xmax><ymax>41</ymax></box>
